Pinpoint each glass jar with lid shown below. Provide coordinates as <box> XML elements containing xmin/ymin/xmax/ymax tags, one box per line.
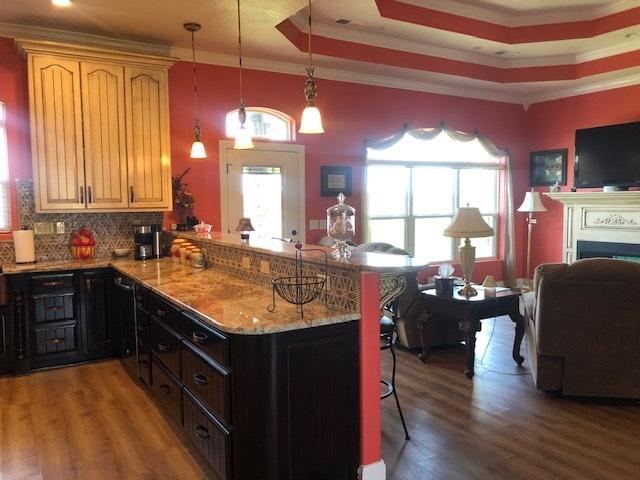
<box><xmin>326</xmin><ymin>192</ymin><xmax>355</xmax><ymax>258</ymax></box>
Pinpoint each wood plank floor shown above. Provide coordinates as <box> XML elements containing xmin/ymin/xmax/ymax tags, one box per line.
<box><xmin>1</xmin><ymin>316</ymin><xmax>639</xmax><ymax>479</ymax></box>
<box><xmin>382</xmin><ymin>315</ymin><xmax>640</xmax><ymax>480</ymax></box>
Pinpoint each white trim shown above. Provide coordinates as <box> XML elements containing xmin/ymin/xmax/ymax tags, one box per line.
<box><xmin>219</xmin><ymin>140</ymin><xmax>306</xmax><ymax>243</ymax></box>
<box><xmin>358</xmin><ymin>459</ymin><xmax>386</xmax><ymax>480</ymax></box>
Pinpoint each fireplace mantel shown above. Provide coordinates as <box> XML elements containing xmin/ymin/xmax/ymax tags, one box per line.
<box><xmin>544</xmin><ymin>191</ymin><xmax>640</xmax><ymax>263</ymax></box>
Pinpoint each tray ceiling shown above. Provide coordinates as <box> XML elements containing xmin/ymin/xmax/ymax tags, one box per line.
<box><xmin>1</xmin><ymin>0</ymin><xmax>639</xmax><ymax>106</ymax></box>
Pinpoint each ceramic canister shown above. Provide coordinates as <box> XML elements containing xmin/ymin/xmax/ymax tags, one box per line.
<box><xmin>171</xmin><ymin>238</ymin><xmax>188</xmax><ymax>263</ymax></box>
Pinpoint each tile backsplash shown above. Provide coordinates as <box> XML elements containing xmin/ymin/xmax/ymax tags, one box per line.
<box><xmin>1</xmin><ymin>180</ymin><xmax>163</xmax><ymax>264</ymax></box>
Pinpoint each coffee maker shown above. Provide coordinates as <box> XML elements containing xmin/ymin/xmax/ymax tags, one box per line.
<box><xmin>134</xmin><ymin>225</ymin><xmax>153</xmax><ymax>260</ymax></box>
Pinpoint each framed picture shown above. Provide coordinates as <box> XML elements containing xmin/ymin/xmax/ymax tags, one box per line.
<box><xmin>529</xmin><ymin>149</ymin><xmax>568</xmax><ymax>186</ymax></box>
<box><xmin>321</xmin><ymin>166</ymin><xmax>352</xmax><ymax>196</ymax></box>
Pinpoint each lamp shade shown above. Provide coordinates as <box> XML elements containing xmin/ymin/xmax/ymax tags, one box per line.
<box><xmin>234</xmin><ymin>217</ymin><xmax>255</xmax><ymax>232</ymax></box>
<box><xmin>443</xmin><ymin>207</ymin><xmax>494</xmax><ymax>238</ymax></box>
<box><xmin>299</xmin><ymin>106</ymin><xmax>325</xmax><ymax>134</ymax></box>
<box><xmin>517</xmin><ymin>191</ymin><xmax>547</xmax><ymax>213</ymax></box>
<box><xmin>190</xmin><ymin>140</ymin><xmax>207</xmax><ymax>158</ymax></box>
<box><xmin>234</xmin><ymin>126</ymin><xmax>255</xmax><ymax>150</ymax></box>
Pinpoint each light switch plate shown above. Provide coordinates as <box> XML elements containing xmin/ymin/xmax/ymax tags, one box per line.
<box><xmin>309</xmin><ymin>219</ymin><xmax>318</xmax><ymax>230</ymax></box>
<box><xmin>55</xmin><ymin>222</ymin><xmax>65</xmax><ymax>234</ymax></box>
<box><xmin>319</xmin><ymin>219</ymin><xmax>328</xmax><ymax>229</ymax></box>
<box><xmin>241</xmin><ymin>256</ymin><xmax>251</xmax><ymax>269</ymax></box>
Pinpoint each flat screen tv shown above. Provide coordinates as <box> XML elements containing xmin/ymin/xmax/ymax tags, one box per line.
<box><xmin>574</xmin><ymin>121</ymin><xmax>640</xmax><ymax>188</ymax></box>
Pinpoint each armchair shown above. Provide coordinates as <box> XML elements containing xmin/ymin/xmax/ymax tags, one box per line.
<box><xmin>526</xmin><ymin>258</ymin><xmax>640</xmax><ymax>398</ymax></box>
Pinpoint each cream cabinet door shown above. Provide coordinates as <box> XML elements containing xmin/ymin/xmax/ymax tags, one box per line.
<box><xmin>124</xmin><ymin>67</ymin><xmax>172</xmax><ymax>210</ymax></box>
<box><xmin>29</xmin><ymin>55</ymin><xmax>86</xmax><ymax>211</ymax></box>
<box><xmin>80</xmin><ymin>62</ymin><xmax>128</xmax><ymax>209</ymax></box>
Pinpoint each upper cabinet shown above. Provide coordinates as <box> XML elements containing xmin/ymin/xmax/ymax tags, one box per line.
<box><xmin>18</xmin><ymin>40</ymin><xmax>175</xmax><ymax>213</ymax></box>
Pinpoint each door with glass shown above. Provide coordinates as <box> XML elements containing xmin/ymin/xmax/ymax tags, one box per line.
<box><xmin>219</xmin><ymin>141</ymin><xmax>306</xmax><ymax>242</ymax></box>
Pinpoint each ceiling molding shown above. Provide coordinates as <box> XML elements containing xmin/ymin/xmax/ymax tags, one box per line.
<box><xmin>403</xmin><ymin>0</ymin><xmax>640</xmax><ymax>27</ymax></box>
<box><xmin>376</xmin><ymin>0</ymin><xmax>640</xmax><ymax>44</ymax></box>
<box><xmin>0</xmin><ymin>22</ymin><xmax>171</xmax><ymax>56</ymax></box>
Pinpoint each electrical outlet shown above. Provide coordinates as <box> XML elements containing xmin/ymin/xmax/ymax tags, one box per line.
<box><xmin>241</xmin><ymin>256</ymin><xmax>251</xmax><ymax>269</ymax></box>
<box><xmin>317</xmin><ymin>273</ymin><xmax>330</xmax><ymax>291</ymax></box>
<box><xmin>55</xmin><ymin>222</ymin><xmax>65</xmax><ymax>234</ymax></box>
<box><xmin>34</xmin><ymin>222</ymin><xmax>54</xmax><ymax>235</ymax></box>
<box><xmin>309</xmin><ymin>219</ymin><xmax>318</xmax><ymax>230</ymax></box>
<box><xmin>260</xmin><ymin>260</ymin><xmax>270</xmax><ymax>274</ymax></box>
<box><xmin>319</xmin><ymin>219</ymin><xmax>328</xmax><ymax>229</ymax></box>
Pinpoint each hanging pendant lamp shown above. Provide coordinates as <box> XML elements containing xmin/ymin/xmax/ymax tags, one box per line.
<box><xmin>299</xmin><ymin>0</ymin><xmax>324</xmax><ymax>134</ymax></box>
<box><xmin>234</xmin><ymin>0</ymin><xmax>254</xmax><ymax>149</ymax></box>
<box><xmin>184</xmin><ymin>22</ymin><xmax>207</xmax><ymax>158</ymax></box>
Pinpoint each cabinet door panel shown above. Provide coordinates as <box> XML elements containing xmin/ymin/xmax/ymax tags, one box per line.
<box><xmin>81</xmin><ymin>63</ymin><xmax>128</xmax><ymax>209</ymax></box>
<box><xmin>30</xmin><ymin>55</ymin><xmax>85</xmax><ymax>211</ymax></box>
<box><xmin>80</xmin><ymin>270</ymin><xmax>119</xmax><ymax>358</ymax></box>
<box><xmin>125</xmin><ymin>67</ymin><xmax>171</xmax><ymax>210</ymax></box>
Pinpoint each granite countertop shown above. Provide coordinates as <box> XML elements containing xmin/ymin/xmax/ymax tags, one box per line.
<box><xmin>3</xmin><ymin>257</ymin><xmax>359</xmax><ymax>335</ymax></box>
<box><xmin>174</xmin><ymin>231</ymin><xmax>429</xmax><ymax>273</ymax></box>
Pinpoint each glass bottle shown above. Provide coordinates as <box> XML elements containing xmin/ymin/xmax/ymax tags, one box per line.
<box><xmin>326</xmin><ymin>192</ymin><xmax>355</xmax><ymax>258</ymax></box>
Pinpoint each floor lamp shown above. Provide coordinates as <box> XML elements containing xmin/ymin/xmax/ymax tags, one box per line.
<box><xmin>517</xmin><ymin>190</ymin><xmax>547</xmax><ymax>284</ymax></box>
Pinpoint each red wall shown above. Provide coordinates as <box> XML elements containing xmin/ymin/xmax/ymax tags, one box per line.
<box><xmin>0</xmin><ymin>38</ymin><xmax>31</xmax><ymax>238</ymax></box>
<box><xmin>167</xmin><ymin>61</ymin><xmax>530</xmax><ymax>280</ymax></box>
<box><xmin>525</xmin><ymin>85</ymin><xmax>640</xmax><ymax>268</ymax></box>
<box><xmin>1</xmin><ymin>36</ymin><xmax>534</xmax><ymax>281</ymax></box>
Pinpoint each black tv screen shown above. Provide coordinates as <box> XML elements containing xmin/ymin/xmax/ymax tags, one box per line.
<box><xmin>574</xmin><ymin>121</ymin><xmax>640</xmax><ymax>188</ymax></box>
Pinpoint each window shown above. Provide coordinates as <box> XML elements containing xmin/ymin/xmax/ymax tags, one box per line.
<box><xmin>365</xmin><ymin>128</ymin><xmax>502</xmax><ymax>262</ymax></box>
<box><xmin>0</xmin><ymin>103</ymin><xmax>10</xmax><ymax>231</ymax></box>
<box><xmin>225</xmin><ymin>107</ymin><xmax>294</xmax><ymax>142</ymax></box>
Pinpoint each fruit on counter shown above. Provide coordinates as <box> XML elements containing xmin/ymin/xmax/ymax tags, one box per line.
<box><xmin>69</xmin><ymin>227</ymin><xmax>96</xmax><ymax>259</ymax></box>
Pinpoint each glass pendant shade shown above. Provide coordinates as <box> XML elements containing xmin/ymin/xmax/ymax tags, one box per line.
<box><xmin>234</xmin><ymin>126</ymin><xmax>255</xmax><ymax>150</ymax></box>
<box><xmin>190</xmin><ymin>140</ymin><xmax>207</xmax><ymax>158</ymax></box>
<box><xmin>299</xmin><ymin>105</ymin><xmax>325</xmax><ymax>134</ymax></box>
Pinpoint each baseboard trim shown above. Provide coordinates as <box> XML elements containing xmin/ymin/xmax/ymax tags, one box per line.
<box><xmin>359</xmin><ymin>459</ymin><xmax>386</xmax><ymax>480</ymax></box>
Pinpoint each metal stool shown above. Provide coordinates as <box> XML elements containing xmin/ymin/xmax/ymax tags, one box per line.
<box><xmin>380</xmin><ymin>314</ymin><xmax>410</xmax><ymax>440</ymax></box>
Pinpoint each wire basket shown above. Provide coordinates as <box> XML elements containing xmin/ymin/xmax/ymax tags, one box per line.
<box><xmin>267</xmin><ymin>246</ymin><xmax>329</xmax><ymax>318</ymax></box>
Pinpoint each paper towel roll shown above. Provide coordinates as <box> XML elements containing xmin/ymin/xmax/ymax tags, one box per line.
<box><xmin>13</xmin><ymin>230</ymin><xmax>36</xmax><ymax>263</ymax></box>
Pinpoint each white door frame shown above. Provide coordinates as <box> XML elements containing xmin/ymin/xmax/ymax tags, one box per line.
<box><xmin>219</xmin><ymin>140</ymin><xmax>306</xmax><ymax>242</ymax></box>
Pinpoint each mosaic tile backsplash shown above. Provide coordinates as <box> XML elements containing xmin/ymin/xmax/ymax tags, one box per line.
<box><xmin>1</xmin><ymin>180</ymin><xmax>163</xmax><ymax>264</ymax></box>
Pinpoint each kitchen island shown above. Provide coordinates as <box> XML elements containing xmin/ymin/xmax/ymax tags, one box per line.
<box><xmin>3</xmin><ymin>238</ymin><xmax>428</xmax><ymax>480</ymax></box>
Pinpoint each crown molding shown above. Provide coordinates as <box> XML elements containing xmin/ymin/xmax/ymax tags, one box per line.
<box><xmin>0</xmin><ymin>22</ymin><xmax>171</xmax><ymax>56</ymax></box>
<box><xmin>401</xmin><ymin>0</ymin><xmax>639</xmax><ymax>27</ymax></box>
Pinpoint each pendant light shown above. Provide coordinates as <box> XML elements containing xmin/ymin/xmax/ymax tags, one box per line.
<box><xmin>299</xmin><ymin>0</ymin><xmax>325</xmax><ymax>134</ymax></box>
<box><xmin>184</xmin><ymin>22</ymin><xmax>207</xmax><ymax>158</ymax></box>
<box><xmin>234</xmin><ymin>0</ymin><xmax>254</xmax><ymax>149</ymax></box>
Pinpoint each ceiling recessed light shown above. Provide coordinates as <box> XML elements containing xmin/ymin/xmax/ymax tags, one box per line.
<box><xmin>52</xmin><ymin>0</ymin><xmax>72</xmax><ymax>7</ymax></box>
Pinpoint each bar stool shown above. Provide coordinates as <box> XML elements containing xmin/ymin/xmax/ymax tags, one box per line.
<box><xmin>380</xmin><ymin>304</ymin><xmax>411</xmax><ymax>440</ymax></box>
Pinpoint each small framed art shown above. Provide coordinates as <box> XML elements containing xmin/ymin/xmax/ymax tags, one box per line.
<box><xmin>321</xmin><ymin>166</ymin><xmax>352</xmax><ymax>196</ymax></box>
<box><xmin>529</xmin><ymin>149</ymin><xmax>568</xmax><ymax>186</ymax></box>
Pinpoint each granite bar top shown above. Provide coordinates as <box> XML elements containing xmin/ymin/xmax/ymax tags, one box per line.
<box><xmin>3</xmin><ymin>257</ymin><xmax>359</xmax><ymax>335</ymax></box>
<box><xmin>174</xmin><ymin>231</ymin><xmax>429</xmax><ymax>273</ymax></box>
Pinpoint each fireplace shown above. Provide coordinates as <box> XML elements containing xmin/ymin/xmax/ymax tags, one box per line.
<box><xmin>577</xmin><ymin>240</ymin><xmax>640</xmax><ymax>262</ymax></box>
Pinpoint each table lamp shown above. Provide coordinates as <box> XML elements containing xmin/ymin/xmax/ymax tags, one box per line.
<box><xmin>235</xmin><ymin>217</ymin><xmax>255</xmax><ymax>243</ymax></box>
<box><xmin>443</xmin><ymin>206</ymin><xmax>494</xmax><ymax>297</ymax></box>
<box><xmin>517</xmin><ymin>189</ymin><xmax>547</xmax><ymax>284</ymax></box>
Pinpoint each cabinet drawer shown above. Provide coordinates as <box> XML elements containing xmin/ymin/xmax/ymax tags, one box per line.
<box><xmin>31</xmin><ymin>273</ymin><xmax>74</xmax><ymax>292</ymax></box>
<box><xmin>136</xmin><ymin>305</ymin><xmax>150</xmax><ymax>350</ymax></box>
<box><xmin>149</xmin><ymin>294</ymin><xmax>180</xmax><ymax>331</ymax></box>
<box><xmin>33</xmin><ymin>323</ymin><xmax>77</xmax><ymax>355</ymax></box>
<box><xmin>182</xmin><ymin>344</ymin><xmax>230</xmax><ymax>425</ymax></box>
<box><xmin>150</xmin><ymin>318</ymin><xmax>181</xmax><ymax>378</ymax></box>
<box><xmin>138</xmin><ymin>346</ymin><xmax>151</xmax><ymax>387</ymax></box>
<box><xmin>151</xmin><ymin>358</ymin><xmax>182</xmax><ymax>423</ymax></box>
<box><xmin>32</xmin><ymin>293</ymin><xmax>75</xmax><ymax>323</ymax></box>
<box><xmin>183</xmin><ymin>390</ymin><xmax>231</xmax><ymax>480</ymax></box>
<box><xmin>181</xmin><ymin>312</ymin><xmax>229</xmax><ymax>368</ymax></box>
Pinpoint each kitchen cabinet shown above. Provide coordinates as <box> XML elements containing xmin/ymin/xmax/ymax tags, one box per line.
<box><xmin>0</xmin><ymin>305</ymin><xmax>14</xmax><ymax>374</ymax></box>
<box><xmin>80</xmin><ymin>269</ymin><xmax>120</xmax><ymax>359</ymax></box>
<box><xmin>19</xmin><ymin>40</ymin><xmax>174</xmax><ymax>213</ymax></box>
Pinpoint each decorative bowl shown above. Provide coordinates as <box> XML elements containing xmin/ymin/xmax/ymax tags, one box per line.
<box><xmin>113</xmin><ymin>248</ymin><xmax>131</xmax><ymax>257</ymax></box>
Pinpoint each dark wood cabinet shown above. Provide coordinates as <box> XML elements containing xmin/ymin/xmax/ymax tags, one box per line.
<box><xmin>80</xmin><ymin>269</ymin><xmax>120</xmax><ymax>360</ymax></box>
<box><xmin>0</xmin><ymin>305</ymin><xmax>14</xmax><ymax>374</ymax></box>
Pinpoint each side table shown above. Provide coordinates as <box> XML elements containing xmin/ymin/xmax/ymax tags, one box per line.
<box><xmin>417</xmin><ymin>287</ymin><xmax>525</xmax><ymax>378</ymax></box>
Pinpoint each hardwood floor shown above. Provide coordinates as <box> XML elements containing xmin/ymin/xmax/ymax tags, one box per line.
<box><xmin>1</xmin><ymin>316</ymin><xmax>638</xmax><ymax>479</ymax></box>
<box><xmin>382</xmin><ymin>315</ymin><xmax>640</xmax><ymax>480</ymax></box>
<box><xmin>0</xmin><ymin>361</ymin><xmax>215</xmax><ymax>480</ymax></box>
